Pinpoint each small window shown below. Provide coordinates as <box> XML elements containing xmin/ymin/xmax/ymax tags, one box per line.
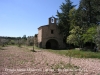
<box><xmin>51</xmin><ymin>30</ymin><xmax>54</xmax><ymax>34</ymax></box>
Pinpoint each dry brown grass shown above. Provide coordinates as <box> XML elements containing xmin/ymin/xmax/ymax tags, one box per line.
<box><xmin>0</xmin><ymin>46</ymin><xmax>100</xmax><ymax>75</ymax></box>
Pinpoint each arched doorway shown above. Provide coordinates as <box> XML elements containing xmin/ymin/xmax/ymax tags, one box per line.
<box><xmin>46</xmin><ymin>39</ymin><xmax>58</xmax><ymax>49</ymax></box>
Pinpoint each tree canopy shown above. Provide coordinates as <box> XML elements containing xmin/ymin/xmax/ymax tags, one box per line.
<box><xmin>56</xmin><ymin>0</ymin><xmax>76</xmax><ymax>44</ymax></box>
<box><xmin>57</xmin><ymin>0</ymin><xmax>100</xmax><ymax>50</ymax></box>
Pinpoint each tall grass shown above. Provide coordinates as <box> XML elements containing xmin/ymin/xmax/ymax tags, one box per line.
<box><xmin>46</xmin><ymin>49</ymin><xmax>100</xmax><ymax>59</ymax></box>
<box><xmin>32</xmin><ymin>46</ymin><xmax>100</xmax><ymax>59</ymax></box>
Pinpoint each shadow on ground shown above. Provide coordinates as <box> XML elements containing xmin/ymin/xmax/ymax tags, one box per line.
<box><xmin>30</xmin><ymin>49</ymin><xmax>42</xmax><ymax>52</ymax></box>
<box><xmin>0</xmin><ymin>48</ymin><xmax>6</xmax><ymax>50</ymax></box>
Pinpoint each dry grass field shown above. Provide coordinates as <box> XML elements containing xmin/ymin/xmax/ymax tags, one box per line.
<box><xmin>0</xmin><ymin>46</ymin><xmax>100</xmax><ymax>75</ymax></box>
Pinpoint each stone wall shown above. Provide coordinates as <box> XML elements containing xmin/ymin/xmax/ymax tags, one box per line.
<box><xmin>37</xmin><ymin>16</ymin><xmax>66</xmax><ymax>49</ymax></box>
<box><xmin>41</xmin><ymin>24</ymin><xmax>65</xmax><ymax>49</ymax></box>
<box><xmin>37</xmin><ymin>28</ymin><xmax>42</xmax><ymax>47</ymax></box>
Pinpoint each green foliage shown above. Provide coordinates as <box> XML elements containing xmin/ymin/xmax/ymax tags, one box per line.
<box><xmin>66</xmin><ymin>0</ymin><xmax>100</xmax><ymax>48</ymax></box>
<box><xmin>22</xmin><ymin>35</ymin><xmax>27</xmax><ymax>40</ymax></box>
<box><xmin>17</xmin><ymin>37</ymin><xmax>22</xmax><ymax>47</ymax></box>
<box><xmin>95</xmin><ymin>26</ymin><xmax>100</xmax><ymax>51</ymax></box>
<box><xmin>26</xmin><ymin>36</ymin><xmax>34</xmax><ymax>46</ymax></box>
<box><xmin>47</xmin><ymin>49</ymin><xmax>100</xmax><ymax>59</ymax></box>
<box><xmin>82</xmin><ymin>26</ymin><xmax>97</xmax><ymax>43</ymax></box>
<box><xmin>9</xmin><ymin>40</ymin><xmax>15</xmax><ymax>45</ymax></box>
<box><xmin>0</xmin><ymin>39</ymin><xmax>8</xmax><ymax>47</ymax></box>
<box><xmin>77</xmin><ymin>0</ymin><xmax>100</xmax><ymax>27</ymax></box>
<box><xmin>52</xmin><ymin>62</ymin><xmax>79</xmax><ymax>70</ymax></box>
<box><xmin>67</xmin><ymin>26</ymin><xmax>83</xmax><ymax>47</ymax></box>
<box><xmin>68</xmin><ymin>8</ymin><xmax>77</xmax><ymax>30</ymax></box>
<box><xmin>56</xmin><ymin>0</ymin><xmax>76</xmax><ymax>43</ymax></box>
<box><xmin>67</xmin><ymin>34</ymin><xmax>77</xmax><ymax>45</ymax></box>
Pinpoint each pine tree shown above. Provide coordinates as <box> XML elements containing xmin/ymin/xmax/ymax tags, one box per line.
<box><xmin>56</xmin><ymin>0</ymin><xmax>76</xmax><ymax>44</ymax></box>
<box><xmin>77</xmin><ymin>0</ymin><xmax>100</xmax><ymax>27</ymax></box>
<box><xmin>76</xmin><ymin>0</ymin><xmax>100</xmax><ymax>49</ymax></box>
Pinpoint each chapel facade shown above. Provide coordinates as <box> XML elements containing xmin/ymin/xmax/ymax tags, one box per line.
<box><xmin>34</xmin><ymin>16</ymin><xmax>65</xmax><ymax>49</ymax></box>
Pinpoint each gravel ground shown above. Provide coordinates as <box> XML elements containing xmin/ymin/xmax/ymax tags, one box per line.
<box><xmin>0</xmin><ymin>46</ymin><xmax>100</xmax><ymax>75</ymax></box>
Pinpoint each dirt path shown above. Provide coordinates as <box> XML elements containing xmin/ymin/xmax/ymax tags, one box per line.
<box><xmin>0</xmin><ymin>46</ymin><xmax>100</xmax><ymax>75</ymax></box>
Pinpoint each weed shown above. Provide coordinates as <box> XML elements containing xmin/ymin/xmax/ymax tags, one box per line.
<box><xmin>18</xmin><ymin>60</ymin><xmax>25</xmax><ymax>65</ymax></box>
<box><xmin>30</xmin><ymin>60</ymin><xmax>34</xmax><ymax>63</ymax></box>
<box><xmin>46</xmin><ymin>49</ymin><xmax>100</xmax><ymax>59</ymax></box>
<box><xmin>52</xmin><ymin>62</ymin><xmax>79</xmax><ymax>71</ymax></box>
<box><xmin>46</xmin><ymin>63</ymin><xmax>49</xmax><ymax>66</ymax></box>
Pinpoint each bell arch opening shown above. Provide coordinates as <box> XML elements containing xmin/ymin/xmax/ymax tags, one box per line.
<box><xmin>46</xmin><ymin>39</ymin><xmax>58</xmax><ymax>49</ymax></box>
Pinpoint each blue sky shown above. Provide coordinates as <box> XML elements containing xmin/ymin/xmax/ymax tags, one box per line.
<box><xmin>0</xmin><ymin>0</ymin><xmax>80</xmax><ymax>37</ymax></box>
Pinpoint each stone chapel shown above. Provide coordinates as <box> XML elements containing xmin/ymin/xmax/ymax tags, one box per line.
<box><xmin>34</xmin><ymin>16</ymin><xmax>65</xmax><ymax>49</ymax></box>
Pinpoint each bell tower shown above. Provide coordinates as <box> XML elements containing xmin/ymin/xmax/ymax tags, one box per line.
<box><xmin>49</xmin><ymin>16</ymin><xmax>57</xmax><ymax>25</ymax></box>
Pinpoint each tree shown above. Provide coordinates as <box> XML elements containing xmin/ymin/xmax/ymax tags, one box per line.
<box><xmin>82</xmin><ymin>26</ymin><xmax>97</xmax><ymax>49</ymax></box>
<box><xmin>67</xmin><ymin>26</ymin><xmax>83</xmax><ymax>48</ymax></box>
<box><xmin>26</xmin><ymin>36</ymin><xmax>34</xmax><ymax>46</ymax></box>
<box><xmin>77</xmin><ymin>0</ymin><xmax>100</xmax><ymax>27</ymax></box>
<box><xmin>82</xmin><ymin>26</ymin><xmax>96</xmax><ymax>43</ymax></box>
<box><xmin>22</xmin><ymin>35</ymin><xmax>27</xmax><ymax>45</ymax></box>
<box><xmin>22</xmin><ymin>35</ymin><xmax>27</xmax><ymax>40</ymax></box>
<box><xmin>56</xmin><ymin>0</ymin><xmax>76</xmax><ymax>44</ymax></box>
<box><xmin>17</xmin><ymin>37</ymin><xmax>22</xmax><ymax>47</ymax></box>
<box><xmin>68</xmin><ymin>8</ymin><xmax>77</xmax><ymax>30</ymax></box>
<box><xmin>10</xmin><ymin>40</ymin><xmax>15</xmax><ymax>45</ymax></box>
<box><xmin>95</xmin><ymin>26</ymin><xmax>100</xmax><ymax>51</ymax></box>
<box><xmin>0</xmin><ymin>39</ymin><xmax>8</xmax><ymax>47</ymax></box>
